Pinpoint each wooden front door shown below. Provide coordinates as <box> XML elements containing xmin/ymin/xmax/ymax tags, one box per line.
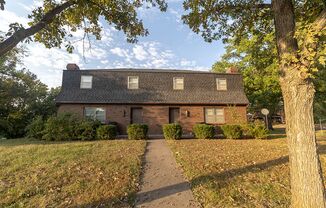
<box><xmin>131</xmin><ymin>108</ymin><xmax>143</xmax><ymax>124</ymax></box>
<box><xmin>169</xmin><ymin>108</ymin><xmax>180</xmax><ymax>123</ymax></box>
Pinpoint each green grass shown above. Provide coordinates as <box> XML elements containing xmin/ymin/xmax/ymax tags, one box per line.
<box><xmin>0</xmin><ymin>138</ymin><xmax>146</xmax><ymax>208</ymax></box>
<box><xmin>168</xmin><ymin>134</ymin><xmax>326</xmax><ymax>208</ymax></box>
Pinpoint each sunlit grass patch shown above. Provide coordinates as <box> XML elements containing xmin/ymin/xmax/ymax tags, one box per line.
<box><xmin>168</xmin><ymin>136</ymin><xmax>326</xmax><ymax>208</ymax></box>
<box><xmin>0</xmin><ymin>138</ymin><xmax>145</xmax><ymax>208</ymax></box>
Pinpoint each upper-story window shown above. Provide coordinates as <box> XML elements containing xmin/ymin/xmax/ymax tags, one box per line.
<box><xmin>216</xmin><ymin>78</ymin><xmax>227</xmax><ymax>90</ymax></box>
<box><xmin>80</xmin><ymin>75</ymin><xmax>93</xmax><ymax>89</ymax></box>
<box><xmin>128</xmin><ymin>76</ymin><xmax>139</xmax><ymax>89</ymax></box>
<box><xmin>173</xmin><ymin>77</ymin><xmax>184</xmax><ymax>90</ymax></box>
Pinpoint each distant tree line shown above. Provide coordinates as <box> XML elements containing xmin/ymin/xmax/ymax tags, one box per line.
<box><xmin>0</xmin><ymin>46</ymin><xmax>59</xmax><ymax>138</ymax></box>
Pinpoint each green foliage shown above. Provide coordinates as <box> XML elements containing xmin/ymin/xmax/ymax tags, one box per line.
<box><xmin>97</xmin><ymin>125</ymin><xmax>117</xmax><ymax>140</ymax></box>
<box><xmin>127</xmin><ymin>124</ymin><xmax>148</xmax><ymax>140</ymax></box>
<box><xmin>0</xmin><ymin>47</ymin><xmax>59</xmax><ymax>138</ymax></box>
<box><xmin>249</xmin><ymin>123</ymin><xmax>269</xmax><ymax>139</ymax></box>
<box><xmin>25</xmin><ymin>116</ymin><xmax>44</xmax><ymax>139</ymax></box>
<box><xmin>162</xmin><ymin>124</ymin><xmax>182</xmax><ymax>140</ymax></box>
<box><xmin>221</xmin><ymin>125</ymin><xmax>243</xmax><ymax>139</ymax></box>
<box><xmin>193</xmin><ymin>124</ymin><xmax>215</xmax><ymax>139</ymax></box>
<box><xmin>2</xmin><ymin>0</ymin><xmax>168</xmax><ymax>54</ymax></box>
<box><xmin>314</xmin><ymin>65</ymin><xmax>326</xmax><ymax>122</ymax></box>
<box><xmin>42</xmin><ymin>113</ymin><xmax>78</xmax><ymax>141</ymax></box>
<box><xmin>242</xmin><ymin>121</ymin><xmax>269</xmax><ymax>139</ymax></box>
<box><xmin>212</xmin><ymin>33</ymin><xmax>282</xmax><ymax>121</ymax></box>
<box><xmin>75</xmin><ymin>120</ymin><xmax>98</xmax><ymax>141</ymax></box>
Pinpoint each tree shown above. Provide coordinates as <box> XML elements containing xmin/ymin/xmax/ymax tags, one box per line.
<box><xmin>314</xmin><ymin>65</ymin><xmax>326</xmax><ymax>123</ymax></box>
<box><xmin>212</xmin><ymin>33</ymin><xmax>282</xmax><ymax>129</ymax></box>
<box><xmin>0</xmin><ymin>46</ymin><xmax>58</xmax><ymax>138</ymax></box>
<box><xmin>0</xmin><ymin>0</ymin><xmax>167</xmax><ymax>57</ymax></box>
<box><xmin>182</xmin><ymin>0</ymin><xmax>326</xmax><ymax>207</ymax></box>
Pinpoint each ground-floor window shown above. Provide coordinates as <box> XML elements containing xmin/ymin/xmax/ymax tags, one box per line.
<box><xmin>205</xmin><ymin>108</ymin><xmax>225</xmax><ymax>124</ymax></box>
<box><xmin>84</xmin><ymin>107</ymin><xmax>106</xmax><ymax>123</ymax></box>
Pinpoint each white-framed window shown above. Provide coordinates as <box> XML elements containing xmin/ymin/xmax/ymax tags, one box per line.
<box><xmin>84</xmin><ymin>107</ymin><xmax>106</xmax><ymax>123</ymax></box>
<box><xmin>173</xmin><ymin>77</ymin><xmax>184</xmax><ymax>90</ymax></box>
<box><xmin>216</xmin><ymin>78</ymin><xmax>227</xmax><ymax>90</ymax></box>
<box><xmin>128</xmin><ymin>76</ymin><xmax>139</xmax><ymax>89</ymax></box>
<box><xmin>205</xmin><ymin>108</ymin><xmax>225</xmax><ymax>123</ymax></box>
<box><xmin>80</xmin><ymin>75</ymin><xmax>93</xmax><ymax>89</ymax></box>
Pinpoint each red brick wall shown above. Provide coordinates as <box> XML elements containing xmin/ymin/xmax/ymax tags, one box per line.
<box><xmin>57</xmin><ymin>104</ymin><xmax>247</xmax><ymax>135</ymax></box>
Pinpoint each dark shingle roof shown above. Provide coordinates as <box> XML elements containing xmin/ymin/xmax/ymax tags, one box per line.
<box><xmin>56</xmin><ymin>68</ymin><xmax>249</xmax><ymax>105</ymax></box>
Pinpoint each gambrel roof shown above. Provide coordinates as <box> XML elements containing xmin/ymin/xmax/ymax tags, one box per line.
<box><xmin>56</xmin><ymin>68</ymin><xmax>249</xmax><ymax>105</ymax></box>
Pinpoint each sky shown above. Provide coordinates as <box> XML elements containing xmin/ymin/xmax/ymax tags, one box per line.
<box><xmin>1</xmin><ymin>0</ymin><xmax>225</xmax><ymax>88</ymax></box>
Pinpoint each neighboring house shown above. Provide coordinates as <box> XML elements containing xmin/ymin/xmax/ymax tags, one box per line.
<box><xmin>55</xmin><ymin>64</ymin><xmax>249</xmax><ymax>135</ymax></box>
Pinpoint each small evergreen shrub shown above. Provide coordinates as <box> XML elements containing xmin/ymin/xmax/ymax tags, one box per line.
<box><xmin>193</xmin><ymin>124</ymin><xmax>215</xmax><ymax>139</ymax></box>
<box><xmin>42</xmin><ymin>113</ymin><xmax>78</xmax><ymax>141</ymax></box>
<box><xmin>127</xmin><ymin>124</ymin><xmax>148</xmax><ymax>140</ymax></box>
<box><xmin>247</xmin><ymin>121</ymin><xmax>269</xmax><ymax>139</ymax></box>
<box><xmin>75</xmin><ymin>120</ymin><xmax>97</xmax><ymax>140</ymax></box>
<box><xmin>25</xmin><ymin>116</ymin><xmax>45</xmax><ymax>139</ymax></box>
<box><xmin>221</xmin><ymin>124</ymin><xmax>243</xmax><ymax>139</ymax></box>
<box><xmin>163</xmin><ymin>124</ymin><xmax>182</xmax><ymax>140</ymax></box>
<box><xmin>97</xmin><ymin>125</ymin><xmax>117</xmax><ymax>140</ymax></box>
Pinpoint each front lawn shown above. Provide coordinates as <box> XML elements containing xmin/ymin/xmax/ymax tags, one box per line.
<box><xmin>168</xmin><ymin>134</ymin><xmax>326</xmax><ymax>208</ymax></box>
<box><xmin>0</xmin><ymin>139</ymin><xmax>146</xmax><ymax>208</ymax></box>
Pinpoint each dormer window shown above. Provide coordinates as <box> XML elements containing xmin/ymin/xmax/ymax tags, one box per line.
<box><xmin>173</xmin><ymin>77</ymin><xmax>184</xmax><ymax>90</ymax></box>
<box><xmin>216</xmin><ymin>78</ymin><xmax>227</xmax><ymax>90</ymax></box>
<box><xmin>80</xmin><ymin>75</ymin><xmax>93</xmax><ymax>89</ymax></box>
<box><xmin>128</xmin><ymin>76</ymin><xmax>139</xmax><ymax>89</ymax></box>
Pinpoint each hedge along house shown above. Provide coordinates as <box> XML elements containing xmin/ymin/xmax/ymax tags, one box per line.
<box><xmin>55</xmin><ymin>64</ymin><xmax>249</xmax><ymax>135</ymax></box>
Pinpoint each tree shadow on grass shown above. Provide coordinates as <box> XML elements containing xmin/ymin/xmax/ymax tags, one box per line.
<box><xmin>71</xmin><ymin>143</ymin><xmax>326</xmax><ymax>206</ymax></box>
<box><xmin>134</xmin><ymin>155</ymin><xmax>290</xmax><ymax>206</ymax></box>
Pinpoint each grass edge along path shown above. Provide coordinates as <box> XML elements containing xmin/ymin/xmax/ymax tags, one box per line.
<box><xmin>167</xmin><ymin>133</ymin><xmax>326</xmax><ymax>208</ymax></box>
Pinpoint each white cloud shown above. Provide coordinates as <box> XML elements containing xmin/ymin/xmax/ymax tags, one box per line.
<box><xmin>21</xmin><ymin>43</ymin><xmax>82</xmax><ymax>88</ymax></box>
<box><xmin>17</xmin><ymin>1</ymin><xmax>43</xmax><ymax>12</ymax></box>
<box><xmin>133</xmin><ymin>45</ymin><xmax>148</xmax><ymax>61</ymax></box>
<box><xmin>110</xmin><ymin>47</ymin><xmax>129</xmax><ymax>57</ymax></box>
<box><xmin>0</xmin><ymin>10</ymin><xmax>29</xmax><ymax>32</ymax></box>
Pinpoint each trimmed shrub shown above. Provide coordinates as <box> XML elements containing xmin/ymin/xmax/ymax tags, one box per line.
<box><xmin>247</xmin><ymin>122</ymin><xmax>269</xmax><ymax>139</ymax></box>
<box><xmin>193</xmin><ymin>124</ymin><xmax>215</xmax><ymax>139</ymax></box>
<box><xmin>75</xmin><ymin>120</ymin><xmax>98</xmax><ymax>140</ymax></box>
<box><xmin>97</xmin><ymin>125</ymin><xmax>117</xmax><ymax>140</ymax></box>
<box><xmin>42</xmin><ymin>113</ymin><xmax>78</xmax><ymax>141</ymax></box>
<box><xmin>221</xmin><ymin>124</ymin><xmax>243</xmax><ymax>139</ymax></box>
<box><xmin>25</xmin><ymin>116</ymin><xmax>45</xmax><ymax>139</ymax></box>
<box><xmin>127</xmin><ymin>124</ymin><xmax>148</xmax><ymax>140</ymax></box>
<box><xmin>163</xmin><ymin>124</ymin><xmax>182</xmax><ymax>140</ymax></box>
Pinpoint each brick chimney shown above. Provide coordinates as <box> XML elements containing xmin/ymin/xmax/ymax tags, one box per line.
<box><xmin>226</xmin><ymin>66</ymin><xmax>238</xmax><ymax>73</ymax></box>
<box><xmin>66</xmin><ymin>63</ymin><xmax>80</xmax><ymax>70</ymax></box>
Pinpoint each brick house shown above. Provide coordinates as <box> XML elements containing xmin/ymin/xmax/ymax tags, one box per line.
<box><xmin>55</xmin><ymin>65</ymin><xmax>249</xmax><ymax>135</ymax></box>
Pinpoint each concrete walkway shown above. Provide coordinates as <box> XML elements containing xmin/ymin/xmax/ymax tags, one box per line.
<box><xmin>135</xmin><ymin>139</ymin><xmax>200</xmax><ymax>208</ymax></box>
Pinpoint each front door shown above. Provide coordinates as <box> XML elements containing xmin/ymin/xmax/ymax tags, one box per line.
<box><xmin>131</xmin><ymin>108</ymin><xmax>143</xmax><ymax>124</ymax></box>
<box><xmin>169</xmin><ymin>108</ymin><xmax>180</xmax><ymax>123</ymax></box>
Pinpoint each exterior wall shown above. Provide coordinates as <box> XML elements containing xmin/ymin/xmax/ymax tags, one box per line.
<box><xmin>57</xmin><ymin>104</ymin><xmax>247</xmax><ymax>135</ymax></box>
<box><xmin>179</xmin><ymin>106</ymin><xmax>205</xmax><ymax>133</ymax></box>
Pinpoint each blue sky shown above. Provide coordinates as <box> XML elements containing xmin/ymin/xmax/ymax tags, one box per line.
<box><xmin>1</xmin><ymin>0</ymin><xmax>225</xmax><ymax>88</ymax></box>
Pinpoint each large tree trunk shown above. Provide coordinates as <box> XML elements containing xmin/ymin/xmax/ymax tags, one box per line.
<box><xmin>281</xmin><ymin>76</ymin><xmax>325</xmax><ymax>207</ymax></box>
<box><xmin>273</xmin><ymin>0</ymin><xmax>326</xmax><ymax>207</ymax></box>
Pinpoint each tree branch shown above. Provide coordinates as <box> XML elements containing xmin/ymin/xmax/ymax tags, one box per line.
<box><xmin>0</xmin><ymin>1</ymin><xmax>75</xmax><ymax>57</ymax></box>
<box><xmin>312</xmin><ymin>8</ymin><xmax>326</xmax><ymax>33</ymax></box>
<box><xmin>297</xmin><ymin>8</ymin><xmax>326</xmax><ymax>73</ymax></box>
<box><xmin>212</xmin><ymin>3</ymin><xmax>271</xmax><ymax>13</ymax></box>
